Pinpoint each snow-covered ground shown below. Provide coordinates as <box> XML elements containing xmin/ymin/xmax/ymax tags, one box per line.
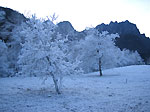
<box><xmin>0</xmin><ymin>65</ymin><xmax>150</xmax><ymax>112</ymax></box>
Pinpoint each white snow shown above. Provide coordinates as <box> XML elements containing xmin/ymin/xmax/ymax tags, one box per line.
<box><xmin>0</xmin><ymin>65</ymin><xmax>150</xmax><ymax>112</ymax></box>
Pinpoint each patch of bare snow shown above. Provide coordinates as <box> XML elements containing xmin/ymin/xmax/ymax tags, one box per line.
<box><xmin>0</xmin><ymin>65</ymin><xmax>150</xmax><ymax>112</ymax></box>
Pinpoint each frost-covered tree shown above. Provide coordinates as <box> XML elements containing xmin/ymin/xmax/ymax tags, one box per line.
<box><xmin>117</xmin><ymin>49</ymin><xmax>144</xmax><ymax>66</ymax></box>
<box><xmin>80</xmin><ymin>29</ymin><xmax>119</xmax><ymax>75</ymax></box>
<box><xmin>0</xmin><ymin>40</ymin><xmax>12</xmax><ymax>77</ymax></box>
<box><xmin>0</xmin><ymin>9</ymin><xmax>26</xmax><ymax>76</ymax></box>
<box><xmin>7</xmin><ymin>27</ymin><xmax>24</xmax><ymax>75</ymax></box>
<box><xmin>74</xmin><ymin>28</ymin><xmax>144</xmax><ymax>74</ymax></box>
<box><xmin>17</xmin><ymin>16</ymin><xmax>81</xmax><ymax>94</ymax></box>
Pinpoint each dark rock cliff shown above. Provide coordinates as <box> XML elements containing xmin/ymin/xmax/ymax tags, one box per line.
<box><xmin>95</xmin><ymin>20</ymin><xmax>150</xmax><ymax>61</ymax></box>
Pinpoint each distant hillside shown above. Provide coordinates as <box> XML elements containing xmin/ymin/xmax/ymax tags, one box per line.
<box><xmin>57</xmin><ymin>20</ymin><xmax>150</xmax><ymax>62</ymax></box>
<box><xmin>0</xmin><ymin>6</ymin><xmax>150</xmax><ymax>63</ymax></box>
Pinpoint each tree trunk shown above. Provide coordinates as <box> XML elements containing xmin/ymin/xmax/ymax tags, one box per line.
<box><xmin>51</xmin><ymin>73</ymin><xmax>61</xmax><ymax>94</ymax></box>
<box><xmin>99</xmin><ymin>57</ymin><xmax>103</xmax><ymax>76</ymax></box>
<box><xmin>46</xmin><ymin>56</ymin><xmax>61</xmax><ymax>94</ymax></box>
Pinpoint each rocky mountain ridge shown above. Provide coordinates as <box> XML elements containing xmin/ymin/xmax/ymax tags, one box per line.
<box><xmin>0</xmin><ymin>6</ymin><xmax>26</xmax><ymax>42</ymax></box>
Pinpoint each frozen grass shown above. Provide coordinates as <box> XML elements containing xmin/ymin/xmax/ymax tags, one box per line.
<box><xmin>0</xmin><ymin>65</ymin><xmax>150</xmax><ymax>112</ymax></box>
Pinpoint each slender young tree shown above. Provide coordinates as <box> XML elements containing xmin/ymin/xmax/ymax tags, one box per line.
<box><xmin>75</xmin><ymin>28</ymin><xmax>144</xmax><ymax>74</ymax></box>
<box><xmin>75</xmin><ymin>29</ymin><xmax>119</xmax><ymax>74</ymax></box>
<box><xmin>97</xmin><ymin>51</ymin><xmax>103</xmax><ymax>76</ymax></box>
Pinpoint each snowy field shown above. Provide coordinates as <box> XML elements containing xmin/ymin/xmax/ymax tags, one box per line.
<box><xmin>0</xmin><ymin>65</ymin><xmax>150</xmax><ymax>112</ymax></box>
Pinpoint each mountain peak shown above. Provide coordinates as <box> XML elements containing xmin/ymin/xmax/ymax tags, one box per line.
<box><xmin>57</xmin><ymin>21</ymin><xmax>75</xmax><ymax>34</ymax></box>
